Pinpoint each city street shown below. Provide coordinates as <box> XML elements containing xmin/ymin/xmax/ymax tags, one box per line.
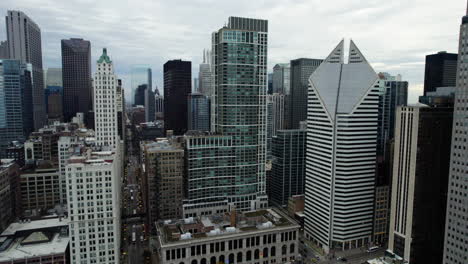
<box><xmin>121</xmin><ymin>133</ymin><xmax>150</xmax><ymax>264</ymax></box>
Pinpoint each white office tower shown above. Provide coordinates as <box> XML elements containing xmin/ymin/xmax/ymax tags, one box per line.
<box><xmin>305</xmin><ymin>40</ymin><xmax>380</xmax><ymax>252</ymax></box>
<box><xmin>94</xmin><ymin>48</ymin><xmax>119</xmax><ymax>148</ymax></box>
<box><xmin>443</xmin><ymin>5</ymin><xmax>468</xmax><ymax>264</ymax></box>
<box><xmin>66</xmin><ymin>144</ymin><xmax>122</xmax><ymax>264</ymax></box>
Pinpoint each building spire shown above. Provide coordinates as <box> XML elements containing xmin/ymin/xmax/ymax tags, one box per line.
<box><xmin>97</xmin><ymin>48</ymin><xmax>112</xmax><ymax>63</ymax></box>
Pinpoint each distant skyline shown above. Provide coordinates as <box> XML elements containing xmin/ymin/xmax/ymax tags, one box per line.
<box><xmin>0</xmin><ymin>0</ymin><xmax>465</xmax><ymax>102</ymax></box>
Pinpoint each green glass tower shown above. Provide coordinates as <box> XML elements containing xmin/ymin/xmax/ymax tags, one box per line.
<box><xmin>210</xmin><ymin>17</ymin><xmax>269</xmax><ymax>210</ymax></box>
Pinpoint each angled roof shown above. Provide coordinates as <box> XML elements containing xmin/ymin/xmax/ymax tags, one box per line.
<box><xmin>97</xmin><ymin>48</ymin><xmax>112</xmax><ymax>64</ymax></box>
<box><xmin>309</xmin><ymin>39</ymin><xmax>377</xmax><ymax>119</ymax></box>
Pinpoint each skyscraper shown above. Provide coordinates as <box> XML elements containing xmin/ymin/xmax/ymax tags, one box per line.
<box><xmin>389</xmin><ymin>105</ymin><xmax>453</xmax><ymax>264</ymax></box>
<box><xmin>0</xmin><ymin>41</ymin><xmax>8</xmax><ymax>59</ymax></box>
<box><xmin>94</xmin><ymin>48</ymin><xmax>119</xmax><ymax>148</ymax></box>
<box><xmin>305</xmin><ymin>40</ymin><xmax>380</xmax><ymax>252</ymax></box>
<box><xmin>188</xmin><ymin>93</ymin><xmax>210</xmax><ymax>131</ymax></box>
<box><xmin>145</xmin><ymin>87</ymin><xmax>155</xmax><ymax>122</ymax></box>
<box><xmin>273</xmin><ymin>63</ymin><xmax>290</xmax><ymax>94</ymax></box>
<box><xmin>443</xmin><ymin>6</ymin><xmax>468</xmax><ymax>264</ymax></box>
<box><xmin>130</xmin><ymin>65</ymin><xmax>152</xmax><ymax>105</ymax></box>
<box><xmin>271</xmin><ymin>129</ymin><xmax>306</xmax><ymax>206</ymax></box>
<box><xmin>61</xmin><ymin>38</ymin><xmax>92</xmax><ymax>122</ymax></box>
<box><xmin>266</xmin><ymin>93</ymin><xmax>285</xmax><ymax>159</ymax></box>
<box><xmin>211</xmin><ymin>16</ymin><xmax>269</xmax><ymax>210</ymax></box>
<box><xmin>198</xmin><ymin>49</ymin><xmax>212</xmax><ymax>96</ymax></box>
<box><xmin>6</xmin><ymin>11</ymin><xmax>45</xmax><ymax>130</ymax></box>
<box><xmin>164</xmin><ymin>59</ymin><xmax>191</xmax><ymax>135</ymax></box>
<box><xmin>290</xmin><ymin>58</ymin><xmax>322</xmax><ymax>129</ymax></box>
<box><xmin>376</xmin><ymin>72</ymin><xmax>408</xmax><ymax>155</ymax></box>
<box><xmin>0</xmin><ymin>60</ymin><xmax>34</xmax><ymax>157</ymax></box>
<box><xmin>424</xmin><ymin>51</ymin><xmax>457</xmax><ymax>95</ymax></box>
<box><xmin>44</xmin><ymin>68</ymin><xmax>63</xmax><ymax>121</ymax></box>
<box><xmin>134</xmin><ymin>84</ymin><xmax>147</xmax><ymax>106</ymax></box>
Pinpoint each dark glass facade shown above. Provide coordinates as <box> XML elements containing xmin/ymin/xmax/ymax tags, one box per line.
<box><xmin>423</xmin><ymin>52</ymin><xmax>457</xmax><ymax>95</ymax></box>
<box><xmin>163</xmin><ymin>59</ymin><xmax>191</xmax><ymax>135</ymax></box>
<box><xmin>61</xmin><ymin>38</ymin><xmax>92</xmax><ymax>122</ymax></box>
<box><xmin>188</xmin><ymin>93</ymin><xmax>210</xmax><ymax>131</ymax></box>
<box><xmin>289</xmin><ymin>58</ymin><xmax>322</xmax><ymax>129</ymax></box>
<box><xmin>0</xmin><ymin>60</ymin><xmax>34</xmax><ymax>157</ymax></box>
<box><xmin>270</xmin><ymin>129</ymin><xmax>306</xmax><ymax>206</ymax></box>
<box><xmin>134</xmin><ymin>84</ymin><xmax>147</xmax><ymax>106</ymax></box>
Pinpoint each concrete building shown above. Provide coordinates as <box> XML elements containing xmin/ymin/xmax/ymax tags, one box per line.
<box><xmin>0</xmin><ymin>60</ymin><xmax>34</xmax><ymax>158</ymax></box>
<box><xmin>0</xmin><ymin>160</ymin><xmax>20</xmax><ymax>233</ymax></box>
<box><xmin>143</xmin><ymin>140</ymin><xmax>184</xmax><ymax>228</ymax></box>
<box><xmin>20</xmin><ymin>161</ymin><xmax>60</xmax><ymax>214</ymax></box>
<box><xmin>94</xmin><ymin>48</ymin><xmax>120</xmax><ymax>149</ymax></box>
<box><xmin>424</xmin><ymin>51</ymin><xmax>457</xmax><ymax>96</ymax></box>
<box><xmin>270</xmin><ymin>129</ymin><xmax>306</xmax><ymax>207</ymax></box>
<box><xmin>211</xmin><ymin>17</ymin><xmax>269</xmax><ymax>211</ymax></box>
<box><xmin>188</xmin><ymin>93</ymin><xmax>210</xmax><ymax>131</ymax></box>
<box><xmin>5</xmin><ymin>142</ymin><xmax>25</xmax><ymax>167</ymax></box>
<box><xmin>6</xmin><ymin>10</ymin><xmax>45</xmax><ymax>130</ymax></box>
<box><xmin>305</xmin><ymin>40</ymin><xmax>380</xmax><ymax>252</ymax></box>
<box><xmin>289</xmin><ymin>58</ymin><xmax>322</xmax><ymax>129</ymax></box>
<box><xmin>388</xmin><ymin>105</ymin><xmax>453</xmax><ymax>264</ymax></box>
<box><xmin>61</xmin><ymin>38</ymin><xmax>92</xmax><ymax>123</ymax></box>
<box><xmin>0</xmin><ymin>217</ymin><xmax>69</xmax><ymax>264</ymax></box>
<box><xmin>66</xmin><ymin>146</ymin><xmax>122</xmax><ymax>264</ymax></box>
<box><xmin>164</xmin><ymin>60</ymin><xmax>192</xmax><ymax>135</ymax></box>
<box><xmin>155</xmin><ymin>208</ymin><xmax>300</xmax><ymax>264</ymax></box>
<box><xmin>443</xmin><ymin>7</ymin><xmax>468</xmax><ymax>264</ymax></box>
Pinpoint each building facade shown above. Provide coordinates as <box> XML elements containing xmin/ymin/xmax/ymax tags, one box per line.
<box><xmin>289</xmin><ymin>58</ymin><xmax>322</xmax><ymax>129</ymax></box>
<box><xmin>198</xmin><ymin>49</ymin><xmax>212</xmax><ymax>96</ymax></box>
<box><xmin>94</xmin><ymin>48</ymin><xmax>119</xmax><ymax>148</ymax></box>
<box><xmin>0</xmin><ymin>160</ymin><xmax>20</xmax><ymax>232</ymax></box>
<box><xmin>44</xmin><ymin>68</ymin><xmax>63</xmax><ymax>121</ymax></box>
<box><xmin>66</xmin><ymin>147</ymin><xmax>121</xmax><ymax>264</ymax></box>
<box><xmin>443</xmin><ymin>7</ymin><xmax>468</xmax><ymax>264</ymax></box>
<box><xmin>388</xmin><ymin>105</ymin><xmax>453</xmax><ymax>264</ymax></box>
<box><xmin>188</xmin><ymin>93</ymin><xmax>210</xmax><ymax>131</ymax></box>
<box><xmin>156</xmin><ymin>208</ymin><xmax>300</xmax><ymax>264</ymax></box>
<box><xmin>211</xmin><ymin>17</ymin><xmax>269</xmax><ymax>211</ymax></box>
<box><xmin>270</xmin><ymin>129</ymin><xmax>306</xmax><ymax>207</ymax></box>
<box><xmin>305</xmin><ymin>40</ymin><xmax>380</xmax><ymax>252</ymax></box>
<box><xmin>6</xmin><ymin>10</ymin><xmax>45</xmax><ymax>130</ymax></box>
<box><xmin>143</xmin><ymin>140</ymin><xmax>184</xmax><ymax>227</ymax></box>
<box><xmin>0</xmin><ymin>60</ymin><xmax>34</xmax><ymax>158</ymax></box>
<box><xmin>131</xmin><ymin>65</ymin><xmax>152</xmax><ymax>106</ymax></box>
<box><xmin>61</xmin><ymin>38</ymin><xmax>92</xmax><ymax>122</ymax></box>
<box><xmin>164</xmin><ymin>60</ymin><xmax>192</xmax><ymax>135</ymax></box>
<box><xmin>424</xmin><ymin>51</ymin><xmax>457</xmax><ymax>95</ymax></box>
<box><xmin>266</xmin><ymin>93</ymin><xmax>285</xmax><ymax>159</ymax></box>
<box><xmin>0</xmin><ymin>41</ymin><xmax>8</xmax><ymax>59</ymax></box>
<box><xmin>272</xmin><ymin>63</ymin><xmax>290</xmax><ymax>94</ymax></box>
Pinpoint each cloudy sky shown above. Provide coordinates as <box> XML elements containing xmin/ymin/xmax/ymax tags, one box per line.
<box><xmin>0</xmin><ymin>0</ymin><xmax>465</xmax><ymax>102</ymax></box>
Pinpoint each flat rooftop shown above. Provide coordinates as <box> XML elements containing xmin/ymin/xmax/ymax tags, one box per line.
<box><xmin>1</xmin><ymin>218</ymin><xmax>69</xmax><ymax>237</ymax></box>
<box><xmin>157</xmin><ymin>208</ymin><xmax>298</xmax><ymax>245</ymax></box>
<box><xmin>0</xmin><ymin>232</ymin><xmax>68</xmax><ymax>261</ymax></box>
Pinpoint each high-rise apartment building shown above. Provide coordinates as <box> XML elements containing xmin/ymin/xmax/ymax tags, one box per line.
<box><xmin>443</xmin><ymin>7</ymin><xmax>468</xmax><ymax>264</ymax></box>
<box><xmin>198</xmin><ymin>49</ymin><xmax>212</xmax><ymax>96</ymax></box>
<box><xmin>270</xmin><ymin>129</ymin><xmax>306</xmax><ymax>206</ymax></box>
<box><xmin>389</xmin><ymin>105</ymin><xmax>453</xmax><ymax>264</ymax></box>
<box><xmin>164</xmin><ymin>60</ymin><xmax>191</xmax><ymax>135</ymax></box>
<box><xmin>305</xmin><ymin>40</ymin><xmax>380</xmax><ymax>252</ymax></box>
<box><xmin>290</xmin><ymin>58</ymin><xmax>322</xmax><ymax>129</ymax></box>
<box><xmin>0</xmin><ymin>60</ymin><xmax>34</xmax><ymax>157</ymax></box>
<box><xmin>424</xmin><ymin>51</ymin><xmax>457</xmax><ymax>95</ymax></box>
<box><xmin>66</xmin><ymin>146</ymin><xmax>122</xmax><ymax>264</ymax></box>
<box><xmin>143</xmin><ymin>140</ymin><xmax>184</xmax><ymax>227</ymax></box>
<box><xmin>6</xmin><ymin>10</ymin><xmax>45</xmax><ymax>130</ymax></box>
<box><xmin>94</xmin><ymin>48</ymin><xmax>120</xmax><ymax>148</ymax></box>
<box><xmin>211</xmin><ymin>16</ymin><xmax>269</xmax><ymax>210</ymax></box>
<box><xmin>61</xmin><ymin>38</ymin><xmax>92</xmax><ymax>122</ymax></box>
<box><xmin>188</xmin><ymin>93</ymin><xmax>210</xmax><ymax>131</ymax></box>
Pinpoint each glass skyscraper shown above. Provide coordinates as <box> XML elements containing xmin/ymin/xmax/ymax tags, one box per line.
<box><xmin>0</xmin><ymin>60</ymin><xmax>34</xmax><ymax>157</ymax></box>
<box><xmin>211</xmin><ymin>16</ymin><xmax>269</xmax><ymax>210</ymax></box>
<box><xmin>131</xmin><ymin>65</ymin><xmax>152</xmax><ymax>105</ymax></box>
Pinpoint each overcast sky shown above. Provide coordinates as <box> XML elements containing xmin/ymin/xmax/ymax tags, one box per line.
<box><xmin>0</xmin><ymin>0</ymin><xmax>465</xmax><ymax>102</ymax></box>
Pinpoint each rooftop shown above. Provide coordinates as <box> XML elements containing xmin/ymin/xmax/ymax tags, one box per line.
<box><xmin>157</xmin><ymin>208</ymin><xmax>298</xmax><ymax>246</ymax></box>
<box><xmin>0</xmin><ymin>232</ymin><xmax>69</xmax><ymax>261</ymax></box>
<box><xmin>1</xmin><ymin>217</ymin><xmax>69</xmax><ymax>237</ymax></box>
